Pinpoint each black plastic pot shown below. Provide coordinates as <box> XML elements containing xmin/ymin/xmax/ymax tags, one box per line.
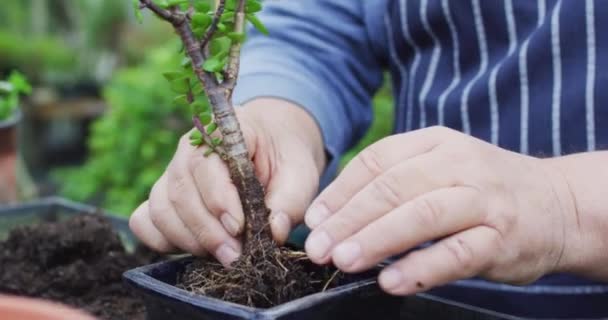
<box><xmin>124</xmin><ymin>256</ymin><xmax>523</xmax><ymax>320</ymax></box>
<box><xmin>0</xmin><ymin>197</ymin><xmax>136</xmax><ymax>250</ymax></box>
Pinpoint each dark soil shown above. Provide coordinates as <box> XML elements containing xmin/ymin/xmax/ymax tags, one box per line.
<box><xmin>179</xmin><ymin>225</ymin><xmax>343</xmax><ymax>308</ymax></box>
<box><xmin>0</xmin><ymin>213</ymin><xmax>161</xmax><ymax>320</ymax></box>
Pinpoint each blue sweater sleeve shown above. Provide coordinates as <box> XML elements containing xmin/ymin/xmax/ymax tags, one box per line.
<box><xmin>233</xmin><ymin>0</ymin><xmax>387</xmax><ymax>177</ymax></box>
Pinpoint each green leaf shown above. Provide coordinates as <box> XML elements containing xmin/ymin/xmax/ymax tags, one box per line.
<box><xmin>194</xmin><ymin>0</ymin><xmax>211</xmax><ymax>12</ymax></box>
<box><xmin>217</xmin><ymin>22</ymin><xmax>227</xmax><ymax>32</ymax></box>
<box><xmin>211</xmin><ymin>137</ymin><xmax>222</xmax><ymax>146</ymax></box>
<box><xmin>245</xmin><ymin>0</ymin><xmax>262</xmax><ymax>13</ymax></box>
<box><xmin>206</xmin><ymin>122</ymin><xmax>218</xmax><ymax>134</ymax></box>
<box><xmin>227</xmin><ymin>32</ymin><xmax>246</xmax><ymax>43</ymax></box>
<box><xmin>204</xmin><ymin>149</ymin><xmax>214</xmax><ymax>157</ymax></box>
<box><xmin>192</xmin><ymin>12</ymin><xmax>212</xmax><ymax>29</ymax></box>
<box><xmin>169</xmin><ymin>77</ymin><xmax>190</xmax><ymax>94</ymax></box>
<box><xmin>132</xmin><ymin>0</ymin><xmax>143</xmax><ymax>23</ymax></box>
<box><xmin>190</xmin><ymin>138</ymin><xmax>203</xmax><ymax>146</ymax></box>
<box><xmin>8</xmin><ymin>71</ymin><xmax>31</xmax><ymax>94</ymax></box>
<box><xmin>189</xmin><ymin>130</ymin><xmax>203</xmax><ymax>141</ymax></box>
<box><xmin>181</xmin><ymin>57</ymin><xmax>192</xmax><ymax>69</ymax></box>
<box><xmin>221</xmin><ymin>12</ymin><xmax>235</xmax><ymax>22</ymax></box>
<box><xmin>190</xmin><ymin>100</ymin><xmax>209</xmax><ymax>114</ymax></box>
<box><xmin>193</xmin><ymin>27</ymin><xmax>205</xmax><ymax>39</ymax></box>
<box><xmin>154</xmin><ymin>0</ymin><xmax>170</xmax><ymax>9</ymax></box>
<box><xmin>191</xmin><ymin>81</ymin><xmax>204</xmax><ymax>95</ymax></box>
<box><xmin>203</xmin><ymin>57</ymin><xmax>225</xmax><ymax>72</ymax></box>
<box><xmin>198</xmin><ymin>111</ymin><xmax>213</xmax><ymax>125</ymax></box>
<box><xmin>162</xmin><ymin>71</ymin><xmax>185</xmax><ymax>82</ymax></box>
<box><xmin>246</xmin><ymin>13</ymin><xmax>268</xmax><ymax>35</ymax></box>
<box><xmin>168</xmin><ymin>0</ymin><xmax>189</xmax><ymax>6</ymax></box>
<box><xmin>210</xmin><ymin>37</ymin><xmax>231</xmax><ymax>55</ymax></box>
<box><xmin>225</xmin><ymin>0</ymin><xmax>237</xmax><ymax>11</ymax></box>
<box><xmin>173</xmin><ymin>95</ymin><xmax>189</xmax><ymax>107</ymax></box>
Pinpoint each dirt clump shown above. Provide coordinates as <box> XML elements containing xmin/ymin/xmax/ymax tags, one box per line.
<box><xmin>0</xmin><ymin>213</ymin><xmax>160</xmax><ymax>320</ymax></box>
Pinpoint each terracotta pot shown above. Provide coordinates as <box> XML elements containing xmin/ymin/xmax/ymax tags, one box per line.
<box><xmin>0</xmin><ymin>109</ymin><xmax>20</xmax><ymax>203</ymax></box>
<box><xmin>0</xmin><ymin>295</ymin><xmax>96</xmax><ymax>320</ymax></box>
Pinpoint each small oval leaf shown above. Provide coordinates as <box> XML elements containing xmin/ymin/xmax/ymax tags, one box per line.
<box><xmin>206</xmin><ymin>122</ymin><xmax>218</xmax><ymax>135</ymax></box>
<box><xmin>169</xmin><ymin>78</ymin><xmax>190</xmax><ymax>94</ymax></box>
<box><xmin>199</xmin><ymin>111</ymin><xmax>213</xmax><ymax>125</ymax></box>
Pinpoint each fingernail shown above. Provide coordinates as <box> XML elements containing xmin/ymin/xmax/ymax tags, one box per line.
<box><xmin>220</xmin><ymin>213</ymin><xmax>240</xmax><ymax>237</ymax></box>
<box><xmin>379</xmin><ymin>268</ymin><xmax>403</xmax><ymax>291</ymax></box>
<box><xmin>271</xmin><ymin>211</ymin><xmax>291</xmax><ymax>237</ymax></box>
<box><xmin>215</xmin><ymin>243</ymin><xmax>240</xmax><ymax>267</ymax></box>
<box><xmin>306</xmin><ymin>230</ymin><xmax>332</xmax><ymax>261</ymax></box>
<box><xmin>332</xmin><ymin>241</ymin><xmax>361</xmax><ymax>269</ymax></box>
<box><xmin>305</xmin><ymin>203</ymin><xmax>331</xmax><ymax>228</ymax></box>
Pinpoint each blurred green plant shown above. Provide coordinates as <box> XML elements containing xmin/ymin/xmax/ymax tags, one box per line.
<box><xmin>54</xmin><ymin>43</ymin><xmax>191</xmax><ymax>215</ymax></box>
<box><xmin>0</xmin><ymin>0</ymin><xmax>173</xmax><ymax>85</ymax></box>
<box><xmin>0</xmin><ymin>70</ymin><xmax>31</xmax><ymax>121</ymax></box>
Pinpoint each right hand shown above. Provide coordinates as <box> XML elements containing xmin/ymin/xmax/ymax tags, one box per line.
<box><xmin>129</xmin><ymin>98</ymin><xmax>326</xmax><ymax>266</ymax></box>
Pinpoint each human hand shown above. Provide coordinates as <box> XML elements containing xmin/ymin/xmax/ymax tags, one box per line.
<box><xmin>130</xmin><ymin>98</ymin><xmax>325</xmax><ymax>266</ymax></box>
<box><xmin>304</xmin><ymin>126</ymin><xmax>580</xmax><ymax>295</ymax></box>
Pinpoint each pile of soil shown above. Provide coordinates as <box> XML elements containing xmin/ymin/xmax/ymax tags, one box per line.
<box><xmin>0</xmin><ymin>213</ymin><xmax>160</xmax><ymax>320</ymax></box>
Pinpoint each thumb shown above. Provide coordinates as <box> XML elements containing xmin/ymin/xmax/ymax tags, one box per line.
<box><xmin>265</xmin><ymin>158</ymin><xmax>319</xmax><ymax>244</ymax></box>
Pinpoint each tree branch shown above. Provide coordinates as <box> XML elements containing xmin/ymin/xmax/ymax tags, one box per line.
<box><xmin>200</xmin><ymin>0</ymin><xmax>226</xmax><ymax>49</ymax></box>
<box><xmin>192</xmin><ymin>116</ymin><xmax>228</xmax><ymax>159</ymax></box>
<box><xmin>139</xmin><ymin>0</ymin><xmax>176</xmax><ymax>22</ymax></box>
<box><xmin>223</xmin><ymin>0</ymin><xmax>246</xmax><ymax>97</ymax></box>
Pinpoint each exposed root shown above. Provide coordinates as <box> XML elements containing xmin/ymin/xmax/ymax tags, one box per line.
<box><xmin>322</xmin><ymin>270</ymin><xmax>341</xmax><ymax>292</ymax></box>
<box><xmin>178</xmin><ymin>227</ymin><xmax>343</xmax><ymax>308</ymax></box>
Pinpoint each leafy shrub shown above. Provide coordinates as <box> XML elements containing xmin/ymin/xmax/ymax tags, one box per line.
<box><xmin>0</xmin><ymin>70</ymin><xmax>31</xmax><ymax>121</ymax></box>
<box><xmin>55</xmin><ymin>43</ymin><xmax>191</xmax><ymax>215</ymax></box>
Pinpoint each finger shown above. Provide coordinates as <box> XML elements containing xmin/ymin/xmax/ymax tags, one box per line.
<box><xmin>188</xmin><ymin>117</ymin><xmax>261</xmax><ymax>237</ymax></box>
<box><xmin>169</xmin><ymin>136</ymin><xmax>242</xmax><ymax>266</ymax></box>
<box><xmin>189</xmin><ymin>143</ymin><xmax>245</xmax><ymax>238</ymax></box>
<box><xmin>305</xmin><ymin>128</ymin><xmax>448</xmax><ymax>229</ymax></box>
<box><xmin>148</xmin><ymin>173</ymin><xmax>208</xmax><ymax>256</ymax></box>
<box><xmin>266</xmin><ymin>155</ymin><xmax>319</xmax><ymax>244</ymax></box>
<box><xmin>329</xmin><ymin>186</ymin><xmax>483</xmax><ymax>271</ymax></box>
<box><xmin>306</xmin><ymin>153</ymin><xmax>456</xmax><ymax>264</ymax></box>
<box><xmin>378</xmin><ymin>226</ymin><xmax>499</xmax><ymax>295</ymax></box>
<box><xmin>129</xmin><ymin>200</ymin><xmax>177</xmax><ymax>253</ymax></box>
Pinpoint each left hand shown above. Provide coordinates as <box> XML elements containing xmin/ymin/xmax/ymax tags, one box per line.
<box><xmin>304</xmin><ymin>126</ymin><xmax>580</xmax><ymax>295</ymax></box>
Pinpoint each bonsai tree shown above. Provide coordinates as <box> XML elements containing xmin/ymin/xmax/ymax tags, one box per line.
<box><xmin>135</xmin><ymin>0</ymin><xmax>332</xmax><ymax>307</ymax></box>
<box><xmin>0</xmin><ymin>71</ymin><xmax>31</xmax><ymax>121</ymax></box>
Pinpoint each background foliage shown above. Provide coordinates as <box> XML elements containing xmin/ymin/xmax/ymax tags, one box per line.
<box><xmin>55</xmin><ymin>43</ymin><xmax>191</xmax><ymax>215</ymax></box>
<box><xmin>1</xmin><ymin>1</ymin><xmax>394</xmax><ymax>216</ymax></box>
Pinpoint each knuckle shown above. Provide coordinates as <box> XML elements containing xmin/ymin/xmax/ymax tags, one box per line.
<box><xmin>425</xmin><ymin>125</ymin><xmax>453</xmax><ymax>138</ymax></box>
<box><xmin>410</xmin><ymin>197</ymin><xmax>442</xmax><ymax>229</ymax></box>
<box><xmin>203</xmin><ymin>182</ymin><xmax>236</xmax><ymax>215</ymax></box>
<box><xmin>147</xmin><ymin>204</ymin><xmax>166</xmax><ymax>228</ymax></box>
<box><xmin>371</xmin><ymin>175</ymin><xmax>403</xmax><ymax>208</ymax></box>
<box><xmin>485</xmin><ymin>201</ymin><xmax>517</xmax><ymax>234</ymax></box>
<box><xmin>327</xmin><ymin>215</ymin><xmax>360</xmax><ymax>237</ymax></box>
<box><xmin>191</xmin><ymin>223</ymin><xmax>222</xmax><ymax>250</ymax></box>
<box><xmin>442</xmin><ymin>237</ymin><xmax>475</xmax><ymax>271</ymax></box>
<box><xmin>186</xmin><ymin>150</ymin><xmax>204</xmax><ymax>176</ymax></box>
<box><xmin>357</xmin><ymin>147</ymin><xmax>385</xmax><ymax>177</ymax></box>
<box><xmin>167</xmin><ymin>174</ymin><xmax>188</xmax><ymax>207</ymax></box>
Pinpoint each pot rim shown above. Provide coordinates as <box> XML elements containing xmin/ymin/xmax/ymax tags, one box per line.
<box><xmin>0</xmin><ymin>108</ymin><xmax>21</xmax><ymax>129</ymax></box>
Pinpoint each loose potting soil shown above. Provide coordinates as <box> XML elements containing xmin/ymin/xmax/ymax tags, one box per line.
<box><xmin>0</xmin><ymin>213</ymin><xmax>161</xmax><ymax>320</ymax></box>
